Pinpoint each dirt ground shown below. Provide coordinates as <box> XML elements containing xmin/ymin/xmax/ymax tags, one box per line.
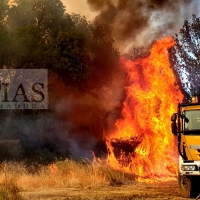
<box><xmin>21</xmin><ymin>180</ymin><xmax>195</xmax><ymax>200</ymax></box>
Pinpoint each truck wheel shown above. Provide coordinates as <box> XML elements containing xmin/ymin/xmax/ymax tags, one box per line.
<box><xmin>178</xmin><ymin>173</ymin><xmax>200</xmax><ymax>198</ymax></box>
<box><xmin>178</xmin><ymin>173</ymin><xmax>192</xmax><ymax>197</ymax></box>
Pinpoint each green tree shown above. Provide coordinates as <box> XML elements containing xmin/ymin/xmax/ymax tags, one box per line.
<box><xmin>0</xmin><ymin>0</ymin><xmax>8</xmax><ymax>21</ymax></box>
<box><xmin>0</xmin><ymin>0</ymin><xmax>9</xmax><ymax>67</ymax></box>
<box><xmin>170</xmin><ymin>14</ymin><xmax>200</xmax><ymax>98</ymax></box>
<box><xmin>57</xmin><ymin>14</ymin><xmax>119</xmax><ymax>90</ymax></box>
<box><xmin>6</xmin><ymin>0</ymin><xmax>68</xmax><ymax>68</ymax></box>
<box><xmin>1</xmin><ymin>0</ymin><xmax>119</xmax><ymax>91</ymax></box>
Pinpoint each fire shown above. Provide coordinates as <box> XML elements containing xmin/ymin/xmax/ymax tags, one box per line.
<box><xmin>106</xmin><ymin>36</ymin><xmax>183</xmax><ymax>181</ymax></box>
<box><xmin>48</xmin><ymin>164</ymin><xmax>58</xmax><ymax>175</ymax></box>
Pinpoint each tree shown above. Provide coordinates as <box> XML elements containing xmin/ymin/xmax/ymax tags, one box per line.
<box><xmin>5</xmin><ymin>0</ymin><xmax>68</xmax><ymax>68</ymax></box>
<box><xmin>0</xmin><ymin>0</ymin><xmax>8</xmax><ymax>21</ymax></box>
<box><xmin>0</xmin><ymin>0</ymin><xmax>120</xmax><ymax>159</ymax></box>
<box><xmin>2</xmin><ymin>0</ymin><xmax>119</xmax><ymax>91</ymax></box>
<box><xmin>0</xmin><ymin>0</ymin><xmax>9</xmax><ymax>67</ymax></box>
<box><xmin>170</xmin><ymin>14</ymin><xmax>200</xmax><ymax>98</ymax></box>
<box><xmin>66</xmin><ymin>14</ymin><xmax>119</xmax><ymax>90</ymax></box>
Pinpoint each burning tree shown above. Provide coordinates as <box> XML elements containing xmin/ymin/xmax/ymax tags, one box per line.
<box><xmin>170</xmin><ymin>14</ymin><xmax>200</xmax><ymax>98</ymax></box>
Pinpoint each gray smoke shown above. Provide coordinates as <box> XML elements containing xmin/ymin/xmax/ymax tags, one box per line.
<box><xmin>87</xmin><ymin>0</ymin><xmax>199</xmax><ymax>53</ymax></box>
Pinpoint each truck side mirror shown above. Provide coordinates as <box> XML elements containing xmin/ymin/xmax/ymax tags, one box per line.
<box><xmin>171</xmin><ymin>113</ymin><xmax>177</xmax><ymax>122</ymax></box>
<box><xmin>171</xmin><ymin>113</ymin><xmax>177</xmax><ymax>136</ymax></box>
<box><xmin>171</xmin><ymin>122</ymin><xmax>177</xmax><ymax>136</ymax></box>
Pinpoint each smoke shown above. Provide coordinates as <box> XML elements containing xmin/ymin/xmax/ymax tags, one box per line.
<box><xmin>46</xmin><ymin>70</ymin><xmax>125</xmax><ymax>159</ymax></box>
<box><xmin>87</xmin><ymin>0</ymin><xmax>198</xmax><ymax>53</ymax></box>
<box><xmin>0</xmin><ymin>108</ymin><xmax>99</xmax><ymax>160</ymax></box>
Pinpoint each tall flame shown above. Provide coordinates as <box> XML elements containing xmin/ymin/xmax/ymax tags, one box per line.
<box><xmin>106</xmin><ymin>36</ymin><xmax>183</xmax><ymax>181</ymax></box>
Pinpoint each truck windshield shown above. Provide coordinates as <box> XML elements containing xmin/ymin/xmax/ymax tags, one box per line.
<box><xmin>183</xmin><ymin>110</ymin><xmax>200</xmax><ymax>131</ymax></box>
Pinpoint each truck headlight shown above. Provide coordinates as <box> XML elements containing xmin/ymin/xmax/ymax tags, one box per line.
<box><xmin>181</xmin><ymin>165</ymin><xmax>198</xmax><ymax>171</ymax></box>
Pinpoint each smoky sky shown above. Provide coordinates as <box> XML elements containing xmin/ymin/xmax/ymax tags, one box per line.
<box><xmin>87</xmin><ymin>0</ymin><xmax>197</xmax><ymax>52</ymax></box>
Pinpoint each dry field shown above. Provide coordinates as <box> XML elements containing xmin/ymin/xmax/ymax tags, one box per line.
<box><xmin>0</xmin><ymin>159</ymin><xmax>195</xmax><ymax>200</ymax></box>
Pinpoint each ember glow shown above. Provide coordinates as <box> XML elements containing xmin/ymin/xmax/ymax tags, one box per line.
<box><xmin>106</xmin><ymin>37</ymin><xmax>183</xmax><ymax>181</ymax></box>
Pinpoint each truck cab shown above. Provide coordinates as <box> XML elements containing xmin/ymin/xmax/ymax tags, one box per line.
<box><xmin>171</xmin><ymin>99</ymin><xmax>200</xmax><ymax>198</ymax></box>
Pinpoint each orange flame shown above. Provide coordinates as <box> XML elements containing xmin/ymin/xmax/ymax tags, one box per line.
<box><xmin>106</xmin><ymin>36</ymin><xmax>183</xmax><ymax>181</ymax></box>
<box><xmin>48</xmin><ymin>164</ymin><xmax>58</xmax><ymax>175</ymax></box>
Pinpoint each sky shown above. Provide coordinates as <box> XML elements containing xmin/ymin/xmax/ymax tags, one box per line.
<box><xmin>61</xmin><ymin>0</ymin><xmax>98</xmax><ymax>21</ymax></box>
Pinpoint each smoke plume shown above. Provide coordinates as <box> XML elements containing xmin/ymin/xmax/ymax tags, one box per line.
<box><xmin>87</xmin><ymin>0</ymin><xmax>198</xmax><ymax>52</ymax></box>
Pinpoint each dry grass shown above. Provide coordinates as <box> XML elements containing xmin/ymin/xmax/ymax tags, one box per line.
<box><xmin>0</xmin><ymin>164</ymin><xmax>23</xmax><ymax>200</ymax></box>
<box><xmin>0</xmin><ymin>159</ymin><xmax>135</xmax><ymax>192</ymax></box>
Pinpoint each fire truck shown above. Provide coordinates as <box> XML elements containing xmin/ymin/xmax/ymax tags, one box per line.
<box><xmin>171</xmin><ymin>96</ymin><xmax>200</xmax><ymax>198</ymax></box>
